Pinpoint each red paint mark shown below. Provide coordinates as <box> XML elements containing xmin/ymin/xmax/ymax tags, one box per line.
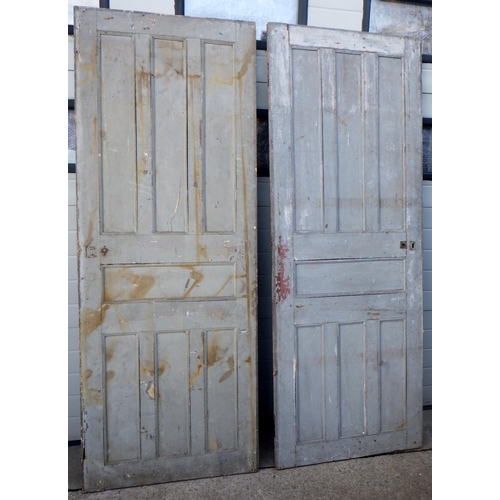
<box><xmin>276</xmin><ymin>236</ymin><xmax>291</xmax><ymax>302</ymax></box>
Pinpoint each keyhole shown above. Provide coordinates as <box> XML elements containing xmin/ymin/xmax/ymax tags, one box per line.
<box><xmin>101</xmin><ymin>246</ymin><xmax>109</xmax><ymax>256</ymax></box>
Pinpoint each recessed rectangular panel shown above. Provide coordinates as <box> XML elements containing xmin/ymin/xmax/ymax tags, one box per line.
<box><xmin>294</xmin><ymin>294</ymin><xmax>407</xmax><ymax>326</ymax></box>
<box><xmin>206</xmin><ymin>329</ymin><xmax>237</xmax><ymax>452</ymax></box>
<box><xmin>100</xmin><ymin>34</ymin><xmax>137</xmax><ymax>234</ymax></box>
<box><xmin>379</xmin><ymin>57</ymin><xmax>404</xmax><ymax>231</ymax></box>
<box><xmin>380</xmin><ymin>320</ymin><xmax>406</xmax><ymax>431</ymax></box>
<box><xmin>336</xmin><ymin>52</ymin><xmax>363</xmax><ymax>232</ymax></box>
<box><xmin>204</xmin><ymin>43</ymin><xmax>235</xmax><ymax>233</ymax></box>
<box><xmin>105</xmin><ymin>334</ymin><xmax>139</xmax><ymax>462</ymax></box>
<box><xmin>295</xmin><ymin>259</ymin><xmax>405</xmax><ymax>296</ymax></box>
<box><xmin>292</xmin><ymin>48</ymin><xmax>322</xmax><ymax>232</ymax></box>
<box><xmin>293</xmin><ymin>232</ymin><xmax>407</xmax><ymax>260</ymax></box>
<box><xmin>324</xmin><ymin>323</ymin><xmax>340</xmax><ymax>442</ymax></box>
<box><xmin>157</xmin><ymin>332</ymin><xmax>190</xmax><ymax>457</ymax></box>
<box><xmin>339</xmin><ymin>323</ymin><xmax>365</xmax><ymax>438</ymax></box>
<box><xmin>321</xmin><ymin>48</ymin><xmax>339</xmax><ymax>234</ymax></box>
<box><xmin>153</xmin><ymin>38</ymin><xmax>188</xmax><ymax>233</ymax></box>
<box><xmin>296</xmin><ymin>326</ymin><xmax>324</xmax><ymax>442</ymax></box>
<box><xmin>104</xmin><ymin>264</ymin><xmax>235</xmax><ymax>301</ymax></box>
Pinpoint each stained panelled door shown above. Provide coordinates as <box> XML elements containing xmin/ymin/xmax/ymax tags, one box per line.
<box><xmin>75</xmin><ymin>8</ymin><xmax>257</xmax><ymax>491</ymax></box>
<box><xmin>268</xmin><ymin>24</ymin><xmax>423</xmax><ymax>468</ymax></box>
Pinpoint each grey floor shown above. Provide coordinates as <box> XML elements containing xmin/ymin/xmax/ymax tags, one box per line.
<box><xmin>69</xmin><ymin>410</ymin><xmax>431</xmax><ymax>499</ymax></box>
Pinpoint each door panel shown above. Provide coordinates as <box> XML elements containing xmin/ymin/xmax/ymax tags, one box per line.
<box><xmin>268</xmin><ymin>23</ymin><xmax>423</xmax><ymax>468</ymax></box>
<box><xmin>75</xmin><ymin>8</ymin><xmax>257</xmax><ymax>491</ymax></box>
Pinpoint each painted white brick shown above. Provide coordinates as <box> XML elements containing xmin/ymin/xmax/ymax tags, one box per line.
<box><xmin>308</xmin><ymin>7</ymin><xmax>363</xmax><ymax>31</ymax></box>
<box><xmin>423</xmin><ymin>367</ymin><xmax>432</xmax><ymax>387</ymax></box>
<box><xmin>69</xmin><ymin>327</ymin><xmax>79</xmax><ymax>351</ymax></box>
<box><xmin>257</xmin><ymin>81</ymin><xmax>268</xmax><ymax>110</ymax></box>
<box><xmin>423</xmin><ymin>250</ymin><xmax>431</xmax><ymax>271</ymax></box>
<box><xmin>68</xmin><ymin>70</ymin><xmax>75</xmax><ymax>100</ymax></box>
<box><xmin>257</xmin><ymin>206</ymin><xmax>271</xmax><ymax>230</ymax></box>
<box><xmin>423</xmin><ymin>228</ymin><xmax>432</xmax><ymax>250</ymax></box>
<box><xmin>68</xmin><ymin>36</ymin><xmax>74</xmax><ymax>71</ymax></box>
<box><xmin>423</xmin><ymin>207</ymin><xmax>431</xmax><ymax>229</ymax></box>
<box><xmin>110</xmin><ymin>0</ymin><xmax>175</xmax><ymax>15</ymax></box>
<box><xmin>68</xmin><ymin>175</ymin><xmax>77</xmax><ymax>205</ymax></box>
<box><xmin>422</xmin><ymin>93</ymin><xmax>432</xmax><ymax>118</ymax></box>
<box><xmin>68</xmin><ymin>417</ymin><xmax>81</xmax><ymax>442</ymax></box>
<box><xmin>69</xmin><ymin>395</ymin><xmax>80</xmax><ymax>418</ymax></box>
<box><xmin>423</xmin><ymin>386</ymin><xmax>432</xmax><ymax>406</ymax></box>
<box><xmin>257</xmin><ymin>178</ymin><xmax>270</xmax><ymax>207</ymax></box>
<box><xmin>422</xmin><ymin>181</ymin><xmax>432</xmax><ymax>207</ymax></box>
<box><xmin>423</xmin><ymin>291</ymin><xmax>432</xmax><ymax>311</ymax></box>
<box><xmin>256</xmin><ymin>50</ymin><xmax>267</xmax><ymax>83</ymax></box>
<box><xmin>69</xmin><ymin>304</ymin><xmax>79</xmax><ymax>328</ymax></box>
<box><xmin>423</xmin><ymin>310</ymin><xmax>432</xmax><ymax>330</ymax></box>
<box><xmin>69</xmin><ymin>256</ymin><xmax>78</xmax><ymax>280</ymax></box>
<box><xmin>69</xmin><ymin>350</ymin><xmax>80</xmax><ymax>374</ymax></box>
<box><xmin>423</xmin><ymin>349</ymin><xmax>432</xmax><ymax>368</ymax></box>
<box><xmin>423</xmin><ymin>329</ymin><xmax>432</xmax><ymax>349</ymax></box>
<box><xmin>423</xmin><ymin>270</ymin><xmax>432</xmax><ymax>292</ymax></box>
<box><xmin>422</xmin><ymin>64</ymin><xmax>431</xmax><ymax>94</ymax></box>
<box><xmin>69</xmin><ymin>280</ymin><xmax>79</xmax><ymax>305</ymax></box>
<box><xmin>68</xmin><ymin>205</ymin><xmax>77</xmax><ymax>231</ymax></box>
<box><xmin>68</xmin><ymin>231</ymin><xmax>77</xmax><ymax>256</ymax></box>
<box><xmin>69</xmin><ymin>373</ymin><xmax>80</xmax><ymax>397</ymax></box>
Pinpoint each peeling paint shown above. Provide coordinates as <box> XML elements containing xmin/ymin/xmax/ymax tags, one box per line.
<box><xmin>275</xmin><ymin>236</ymin><xmax>291</xmax><ymax>302</ymax></box>
<box><xmin>189</xmin><ymin>363</ymin><xmax>203</xmax><ymax>389</ymax></box>
<box><xmin>146</xmin><ymin>381</ymin><xmax>155</xmax><ymax>399</ymax></box>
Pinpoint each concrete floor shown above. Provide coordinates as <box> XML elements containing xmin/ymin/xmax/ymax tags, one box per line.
<box><xmin>69</xmin><ymin>410</ymin><xmax>431</xmax><ymax>499</ymax></box>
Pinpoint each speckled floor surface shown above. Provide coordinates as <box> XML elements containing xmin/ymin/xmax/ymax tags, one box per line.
<box><xmin>69</xmin><ymin>410</ymin><xmax>431</xmax><ymax>499</ymax></box>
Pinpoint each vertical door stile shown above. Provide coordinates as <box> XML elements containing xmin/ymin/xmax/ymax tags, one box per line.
<box><xmin>362</xmin><ymin>51</ymin><xmax>380</xmax><ymax>235</ymax></box>
<box><xmin>186</xmin><ymin>37</ymin><xmax>203</xmax><ymax>240</ymax></box>
<box><xmin>268</xmin><ymin>22</ymin><xmax>296</xmax><ymax>469</ymax></box>
<box><xmin>135</xmin><ymin>34</ymin><xmax>154</xmax><ymax>236</ymax></box>
<box><xmin>404</xmin><ymin>36</ymin><xmax>424</xmax><ymax>448</ymax></box>
<box><xmin>76</xmin><ymin>6</ymin><xmax>105</xmax><ymax>472</ymax></box>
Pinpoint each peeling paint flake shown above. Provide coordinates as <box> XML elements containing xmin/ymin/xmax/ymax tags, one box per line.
<box><xmin>275</xmin><ymin>236</ymin><xmax>291</xmax><ymax>302</ymax></box>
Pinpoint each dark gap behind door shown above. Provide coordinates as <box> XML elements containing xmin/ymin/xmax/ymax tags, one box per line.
<box><xmin>257</xmin><ymin>114</ymin><xmax>275</xmax><ymax>467</ymax></box>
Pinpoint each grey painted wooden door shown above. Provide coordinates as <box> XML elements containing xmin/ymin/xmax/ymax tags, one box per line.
<box><xmin>268</xmin><ymin>24</ymin><xmax>423</xmax><ymax>468</ymax></box>
<box><xmin>75</xmin><ymin>8</ymin><xmax>257</xmax><ymax>491</ymax></box>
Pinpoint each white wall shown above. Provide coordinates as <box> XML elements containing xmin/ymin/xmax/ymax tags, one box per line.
<box><xmin>68</xmin><ymin>35</ymin><xmax>74</xmax><ymax>101</ymax></box>
<box><xmin>422</xmin><ymin>62</ymin><xmax>432</xmax><ymax>405</ymax></box>
<box><xmin>307</xmin><ymin>0</ymin><xmax>364</xmax><ymax>31</ymax></box>
<box><xmin>68</xmin><ymin>172</ymin><xmax>80</xmax><ymax>441</ymax></box>
<box><xmin>422</xmin><ymin>62</ymin><xmax>432</xmax><ymax>119</ymax></box>
<box><xmin>422</xmin><ymin>182</ymin><xmax>432</xmax><ymax>406</ymax></box>
<box><xmin>109</xmin><ymin>0</ymin><xmax>174</xmax><ymax>15</ymax></box>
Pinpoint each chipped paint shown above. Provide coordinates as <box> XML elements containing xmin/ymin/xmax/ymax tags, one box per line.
<box><xmin>146</xmin><ymin>381</ymin><xmax>155</xmax><ymax>399</ymax></box>
<box><xmin>275</xmin><ymin>236</ymin><xmax>291</xmax><ymax>302</ymax></box>
<box><xmin>189</xmin><ymin>363</ymin><xmax>203</xmax><ymax>389</ymax></box>
<box><xmin>218</xmin><ymin>355</ymin><xmax>235</xmax><ymax>383</ymax></box>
